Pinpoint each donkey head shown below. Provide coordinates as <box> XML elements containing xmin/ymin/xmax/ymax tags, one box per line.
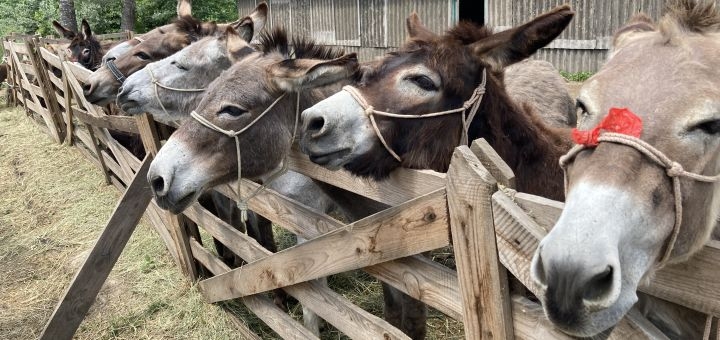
<box><xmin>530</xmin><ymin>1</ymin><xmax>720</xmax><ymax>337</ymax></box>
<box><xmin>53</xmin><ymin>19</ymin><xmax>103</xmax><ymax>70</ymax></box>
<box><xmin>299</xmin><ymin>6</ymin><xmax>574</xmax><ymax>179</ymax></box>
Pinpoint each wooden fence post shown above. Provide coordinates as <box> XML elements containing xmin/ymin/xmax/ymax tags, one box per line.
<box><xmin>25</xmin><ymin>37</ymin><xmax>65</xmax><ymax>143</ymax></box>
<box><xmin>446</xmin><ymin>145</ymin><xmax>514</xmax><ymax>339</ymax></box>
<box><xmin>135</xmin><ymin>113</ymin><xmax>199</xmax><ymax>280</ymax></box>
<box><xmin>39</xmin><ymin>156</ymin><xmax>153</xmax><ymax>340</ymax></box>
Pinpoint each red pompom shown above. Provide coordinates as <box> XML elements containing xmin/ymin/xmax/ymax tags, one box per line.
<box><xmin>571</xmin><ymin>107</ymin><xmax>643</xmax><ymax>146</ymax></box>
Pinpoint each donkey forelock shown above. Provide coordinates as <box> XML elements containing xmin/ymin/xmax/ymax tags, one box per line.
<box><xmin>663</xmin><ymin>0</ymin><xmax>720</xmax><ymax>34</ymax></box>
<box><xmin>173</xmin><ymin>15</ymin><xmax>220</xmax><ymax>42</ymax></box>
<box><xmin>255</xmin><ymin>26</ymin><xmax>346</xmax><ymax>61</ymax></box>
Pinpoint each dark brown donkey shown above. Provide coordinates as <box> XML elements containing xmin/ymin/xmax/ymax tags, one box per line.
<box><xmin>52</xmin><ymin>19</ymin><xmax>113</xmax><ymax>71</ymax></box>
<box><xmin>299</xmin><ymin>6</ymin><xmax>575</xmax><ymax>202</ymax></box>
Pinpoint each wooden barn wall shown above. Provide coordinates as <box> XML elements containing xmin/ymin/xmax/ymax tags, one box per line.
<box><xmin>237</xmin><ymin>0</ymin><xmax>457</xmax><ymax>61</ymax></box>
<box><xmin>487</xmin><ymin>0</ymin><xmax>672</xmax><ymax>73</ymax></box>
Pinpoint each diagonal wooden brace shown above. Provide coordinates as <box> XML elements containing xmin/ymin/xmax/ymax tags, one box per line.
<box><xmin>198</xmin><ymin>188</ymin><xmax>450</xmax><ymax>303</ymax></box>
<box><xmin>40</xmin><ymin>155</ymin><xmax>153</xmax><ymax>340</ymax></box>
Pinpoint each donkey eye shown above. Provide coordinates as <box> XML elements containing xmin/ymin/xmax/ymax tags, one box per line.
<box><xmin>82</xmin><ymin>48</ymin><xmax>90</xmax><ymax>56</ymax></box>
<box><xmin>692</xmin><ymin>119</ymin><xmax>720</xmax><ymax>135</ymax></box>
<box><xmin>135</xmin><ymin>52</ymin><xmax>151</xmax><ymax>60</ymax></box>
<box><xmin>406</xmin><ymin>75</ymin><xmax>438</xmax><ymax>91</ymax></box>
<box><xmin>171</xmin><ymin>61</ymin><xmax>188</xmax><ymax>71</ymax></box>
<box><xmin>219</xmin><ymin>105</ymin><xmax>247</xmax><ymax>117</ymax></box>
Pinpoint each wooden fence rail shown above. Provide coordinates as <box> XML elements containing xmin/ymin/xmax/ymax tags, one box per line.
<box><xmin>3</xmin><ymin>33</ymin><xmax>718</xmax><ymax>340</ymax></box>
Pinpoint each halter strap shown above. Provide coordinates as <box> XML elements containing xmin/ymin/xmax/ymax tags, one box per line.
<box><xmin>106</xmin><ymin>58</ymin><xmax>126</xmax><ymax>84</ymax></box>
<box><xmin>146</xmin><ymin>65</ymin><xmax>205</xmax><ymax>117</ymax></box>
<box><xmin>559</xmin><ymin>132</ymin><xmax>720</xmax><ymax>267</ymax></box>
<box><xmin>341</xmin><ymin>69</ymin><xmax>487</xmax><ymax>162</ymax></box>
<box><xmin>190</xmin><ymin>92</ymin><xmax>300</xmax><ymax>222</ymax></box>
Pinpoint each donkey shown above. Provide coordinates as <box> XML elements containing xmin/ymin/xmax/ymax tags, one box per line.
<box><xmin>83</xmin><ymin>2</ymin><xmax>267</xmax><ymax>106</ymax></box>
<box><xmin>530</xmin><ymin>0</ymin><xmax>720</xmax><ymax>338</ymax></box>
<box><xmin>143</xmin><ymin>28</ymin><xmax>390</xmax><ymax>336</ymax></box>
<box><xmin>298</xmin><ymin>7</ymin><xmax>575</xmax><ymax>203</ymax></box>
<box><xmin>52</xmin><ymin>19</ymin><xmax>111</xmax><ymax>71</ymax></box>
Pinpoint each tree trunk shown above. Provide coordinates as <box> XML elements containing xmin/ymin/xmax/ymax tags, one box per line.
<box><xmin>58</xmin><ymin>0</ymin><xmax>78</xmax><ymax>33</ymax></box>
<box><xmin>121</xmin><ymin>0</ymin><xmax>136</xmax><ymax>31</ymax></box>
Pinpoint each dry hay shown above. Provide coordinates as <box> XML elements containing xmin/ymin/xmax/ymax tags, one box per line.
<box><xmin>0</xmin><ymin>102</ymin><xmax>463</xmax><ymax>339</ymax></box>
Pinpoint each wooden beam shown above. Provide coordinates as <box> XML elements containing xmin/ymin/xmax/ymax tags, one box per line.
<box><xmin>190</xmin><ymin>240</ymin><xmax>321</xmax><ymax>340</ymax></box>
<box><xmin>71</xmin><ymin>107</ymin><xmax>139</xmax><ymax>134</ymax></box>
<box><xmin>26</xmin><ymin>38</ymin><xmax>66</xmax><ymax>142</ymax></box>
<box><xmin>470</xmin><ymin>138</ymin><xmax>515</xmax><ymax>189</ymax></box>
<box><xmin>198</xmin><ymin>188</ymin><xmax>449</xmax><ymax>302</ymax></box>
<box><xmin>39</xmin><ymin>156</ymin><xmax>153</xmax><ymax>340</ymax></box>
<box><xmin>447</xmin><ymin>146</ymin><xmax>514</xmax><ymax>339</ymax></box>
<box><xmin>286</xmin><ymin>147</ymin><xmax>445</xmax><ymax>206</ymax></box>
<box><xmin>182</xmin><ymin>203</ymin><xmax>410</xmax><ymax>339</ymax></box>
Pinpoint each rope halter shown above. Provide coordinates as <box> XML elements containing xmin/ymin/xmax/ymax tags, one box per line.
<box><xmin>146</xmin><ymin>65</ymin><xmax>205</xmax><ymax>117</ymax></box>
<box><xmin>341</xmin><ymin>69</ymin><xmax>487</xmax><ymax>162</ymax></box>
<box><xmin>190</xmin><ymin>92</ymin><xmax>300</xmax><ymax>222</ymax></box>
<box><xmin>559</xmin><ymin>108</ymin><xmax>720</xmax><ymax>268</ymax></box>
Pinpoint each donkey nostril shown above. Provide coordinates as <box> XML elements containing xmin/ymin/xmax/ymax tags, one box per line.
<box><xmin>583</xmin><ymin>265</ymin><xmax>614</xmax><ymax>301</ymax></box>
<box><xmin>307</xmin><ymin>116</ymin><xmax>325</xmax><ymax>133</ymax></box>
<box><xmin>151</xmin><ymin>176</ymin><xmax>167</xmax><ymax>196</ymax></box>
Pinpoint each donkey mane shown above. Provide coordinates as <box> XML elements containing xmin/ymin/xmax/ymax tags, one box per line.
<box><xmin>664</xmin><ymin>0</ymin><xmax>720</xmax><ymax>33</ymax></box>
<box><xmin>256</xmin><ymin>26</ymin><xmax>346</xmax><ymax>61</ymax></box>
<box><xmin>173</xmin><ymin>15</ymin><xmax>219</xmax><ymax>41</ymax></box>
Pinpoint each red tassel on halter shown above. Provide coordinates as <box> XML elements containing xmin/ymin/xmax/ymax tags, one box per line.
<box><xmin>572</xmin><ymin>107</ymin><xmax>643</xmax><ymax>146</ymax></box>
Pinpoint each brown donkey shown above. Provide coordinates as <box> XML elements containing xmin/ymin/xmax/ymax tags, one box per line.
<box><xmin>84</xmin><ymin>2</ymin><xmax>267</xmax><ymax>105</ymax></box>
<box><xmin>531</xmin><ymin>0</ymin><xmax>720</xmax><ymax>337</ymax></box>
<box><xmin>299</xmin><ymin>6</ymin><xmax>575</xmax><ymax>202</ymax></box>
<box><xmin>52</xmin><ymin>19</ymin><xmax>113</xmax><ymax>71</ymax></box>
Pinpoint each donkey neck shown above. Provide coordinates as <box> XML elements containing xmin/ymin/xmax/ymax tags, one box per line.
<box><xmin>469</xmin><ymin>73</ymin><xmax>572</xmax><ymax>201</ymax></box>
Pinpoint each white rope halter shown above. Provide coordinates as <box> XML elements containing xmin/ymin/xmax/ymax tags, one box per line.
<box><xmin>559</xmin><ymin>132</ymin><xmax>720</xmax><ymax>267</ymax></box>
<box><xmin>146</xmin><ymin>65</ymin><xmax>206</xmax><ymax>117</ymax></box>
<box><xmin>190</xmin><ymin>93</ymin><xmax>300</xmax><ymax>222</ymax></box>
<box><xmin>341</xmin><ymin>69</ymin><xmax>487</xmax><ymax>162</ymax></box>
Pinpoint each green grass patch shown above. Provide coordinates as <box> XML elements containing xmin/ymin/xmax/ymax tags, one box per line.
<box><xmin>560</xmin><ymin>70</ymin><xmax>593</xmax><ymax>82</ymax></box>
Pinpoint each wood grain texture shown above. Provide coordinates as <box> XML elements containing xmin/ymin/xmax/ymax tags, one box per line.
<box><xmin>287</xmin><ymin>147</ymin><xmax>445</xmax><ymax>206</ymax></box>
<box><xmin>470</xmin><ymin>138</ymin><xmax>516</xmax><ymax>189</ymax></box>
<box><xmin>39</xmin><ymin>156</ymin><xmax>153</xmax><ymax>340</ymax></box>
<box><xmin>447</xmin><ymin>146</ymin><xmax>514</xmax><ymax>340</ymax></box>
<box><xmin>71</xmin><ymin>107</ymin><xmax>139</xmax><ymax>134</ymax></box>
<box><xmin>182</xmin><ymin>202</ymin><xmax>410</xmax><ymax>339</ymax></box>
<box><xmin>190</xmin><ymin>240</ymin><xmax>320</xmax><ymax>340</ymax></box>
<box><xmin>198</xmin><ymin>188</ymin><xmax>450</xmax><ymax>302</ymax></box>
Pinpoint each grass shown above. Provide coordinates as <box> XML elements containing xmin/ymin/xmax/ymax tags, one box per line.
<box><xmin>0</xmin><ymin>101</ymin><xmax>464</xmax><ymax>339</ymax></box>
<box><xmin>560</xmin><ymin>70</ymin><xmax>593</xmax><ymax>82</ymax></box>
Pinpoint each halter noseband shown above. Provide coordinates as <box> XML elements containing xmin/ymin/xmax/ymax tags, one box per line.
<box><xmin>341</xmin><ymin>69</ymin><xmax>487</xmax><ymax>162</ymax></box>
<box><xmin>146</xmin><ymin>65</ymin><xmax>206</xmax><ymax>117</ymax></box>
<box><xmin>560</xmin><ymin>108</ymin><xmax>720</xmax><ymax>268</ymax></box>
<box><xmin>189</xmin><ymin>93</ymin><xmax>300</xmax><ymax>222</ymax></box>
<box><xmin>106</xmin><ymin>58</ymin><xmax>126</xmax><ymax>84</ymax></box>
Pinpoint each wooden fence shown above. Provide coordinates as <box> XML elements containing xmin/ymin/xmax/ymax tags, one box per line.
<box><xmin>3</xmin><ymin>33</ymin><xmax>719</xmax><ymax>340</ymax></box>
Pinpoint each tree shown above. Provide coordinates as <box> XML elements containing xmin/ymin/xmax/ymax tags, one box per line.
<box><xmin>58</xmin><ymin>0</ymin><xmax>77</xmax><ymax>32</ymax></box>
<box><xmin>121</xmin><ymin>0</ymin><xmax>136</xmax><ymax>31</ymax></box>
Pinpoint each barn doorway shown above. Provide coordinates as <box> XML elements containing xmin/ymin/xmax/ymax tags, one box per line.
<box><xmin>459</xmin><ymin>0</ymin><xmax>485</xmax><ymax>25</ymax></box>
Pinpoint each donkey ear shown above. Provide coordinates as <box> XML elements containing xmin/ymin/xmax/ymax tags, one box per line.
<box><xmin>469</xmin><ymin>5</ymin><xmax>574</xmax><ymax>72</ymax></box>
<box><xmin>233</xmin><ymin>2</ymin><xmax>268</xmax><ymax>42</ymax></box>
<box><xmin>223</xmin><ymin>26</ymin><xmax>255</xmax><ymax>62</ymax></box>
<box><xmin>406</xmin><ymin>12</ymin><xmax>437</xmax><ymax>41</ymax></box>
<box><xmin>269</xmin><ymin>53</ymin><xmax>359</xmax><ymax>92</ymax></box>
<box><xmin>177</xmin><ymin>0</ymin><xmax>192</xmax><ymax>17</ymax></box>
<box><xmin>81</xmin><ymin>19</ymin><xmax>92</xmax><ymax>40</ymax></box>
<box><xmin>53</xmin><ymin>20</ymin><xmax>75</xmax><ymax>39</ymax></box>
<box><xmin>613</xmin><ymin>13</ymin><xmax>655</xmax><ymax>50</ymax></box>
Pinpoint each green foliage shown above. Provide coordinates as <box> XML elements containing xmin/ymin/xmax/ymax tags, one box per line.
<box><xmin>560</xmin><ymin>70</ymin><xmax>594</xmax><ymax>82</ymax></box>
<box><xmin>0</xmin><ymin>0</ymin><xmax>241</xmax><ymax>39</ymax></box>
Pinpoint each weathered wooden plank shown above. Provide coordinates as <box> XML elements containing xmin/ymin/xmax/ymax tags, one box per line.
<box><xmin>39</xmin><ymin>47</ymin><xmax>62</xmax><ymax>69</ymax></box>
<box><xmin>287</xmin><ymin>148</ymin><xmax>445</xmax><ymax>206</ymax></box>
<box><xmin>72</xmin><ymin>105</ymin><xmax>140</xmax><ymax>134</ymax></box>
<box><xmin>198</xmin><ymin>188</ymin><xmax>449</xmax><ymax>302</ymax></box>
<box><xmin>447</xmin><ymin>146</ymin><xmax>514</xmax><ymax>339</ymax></box>
<box><xmin>182</xmin><ymin>202</ymin><xmax>410</xmax><ymax>339</ymax></box>
<box><xmin>96</xmin><ymin>32</ymin><xmax>130</xmax><ymax>40</ymax></box>
<box><xmin>190</xmin><ymin>240</ymin><xmax>321</xmax><ymax>340</ymax></box>
<box><xmin>215</xmin><ymin>182</ymin><xmax>463</xmax><ymax>320</ymax></box>
<box><xmin>39</xmin><ymin>156</ymin><xmax>153</xmax><ymax>340</ymax></box>
<box><xmin>64</xmin><ymin>61</ymin><xmax>92</xmax><ymax>83</ymax></box>
<box><xmin>470</xmin><ymin>138</ymin><xmax>516</xmax><ymax>189</ymax></box>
